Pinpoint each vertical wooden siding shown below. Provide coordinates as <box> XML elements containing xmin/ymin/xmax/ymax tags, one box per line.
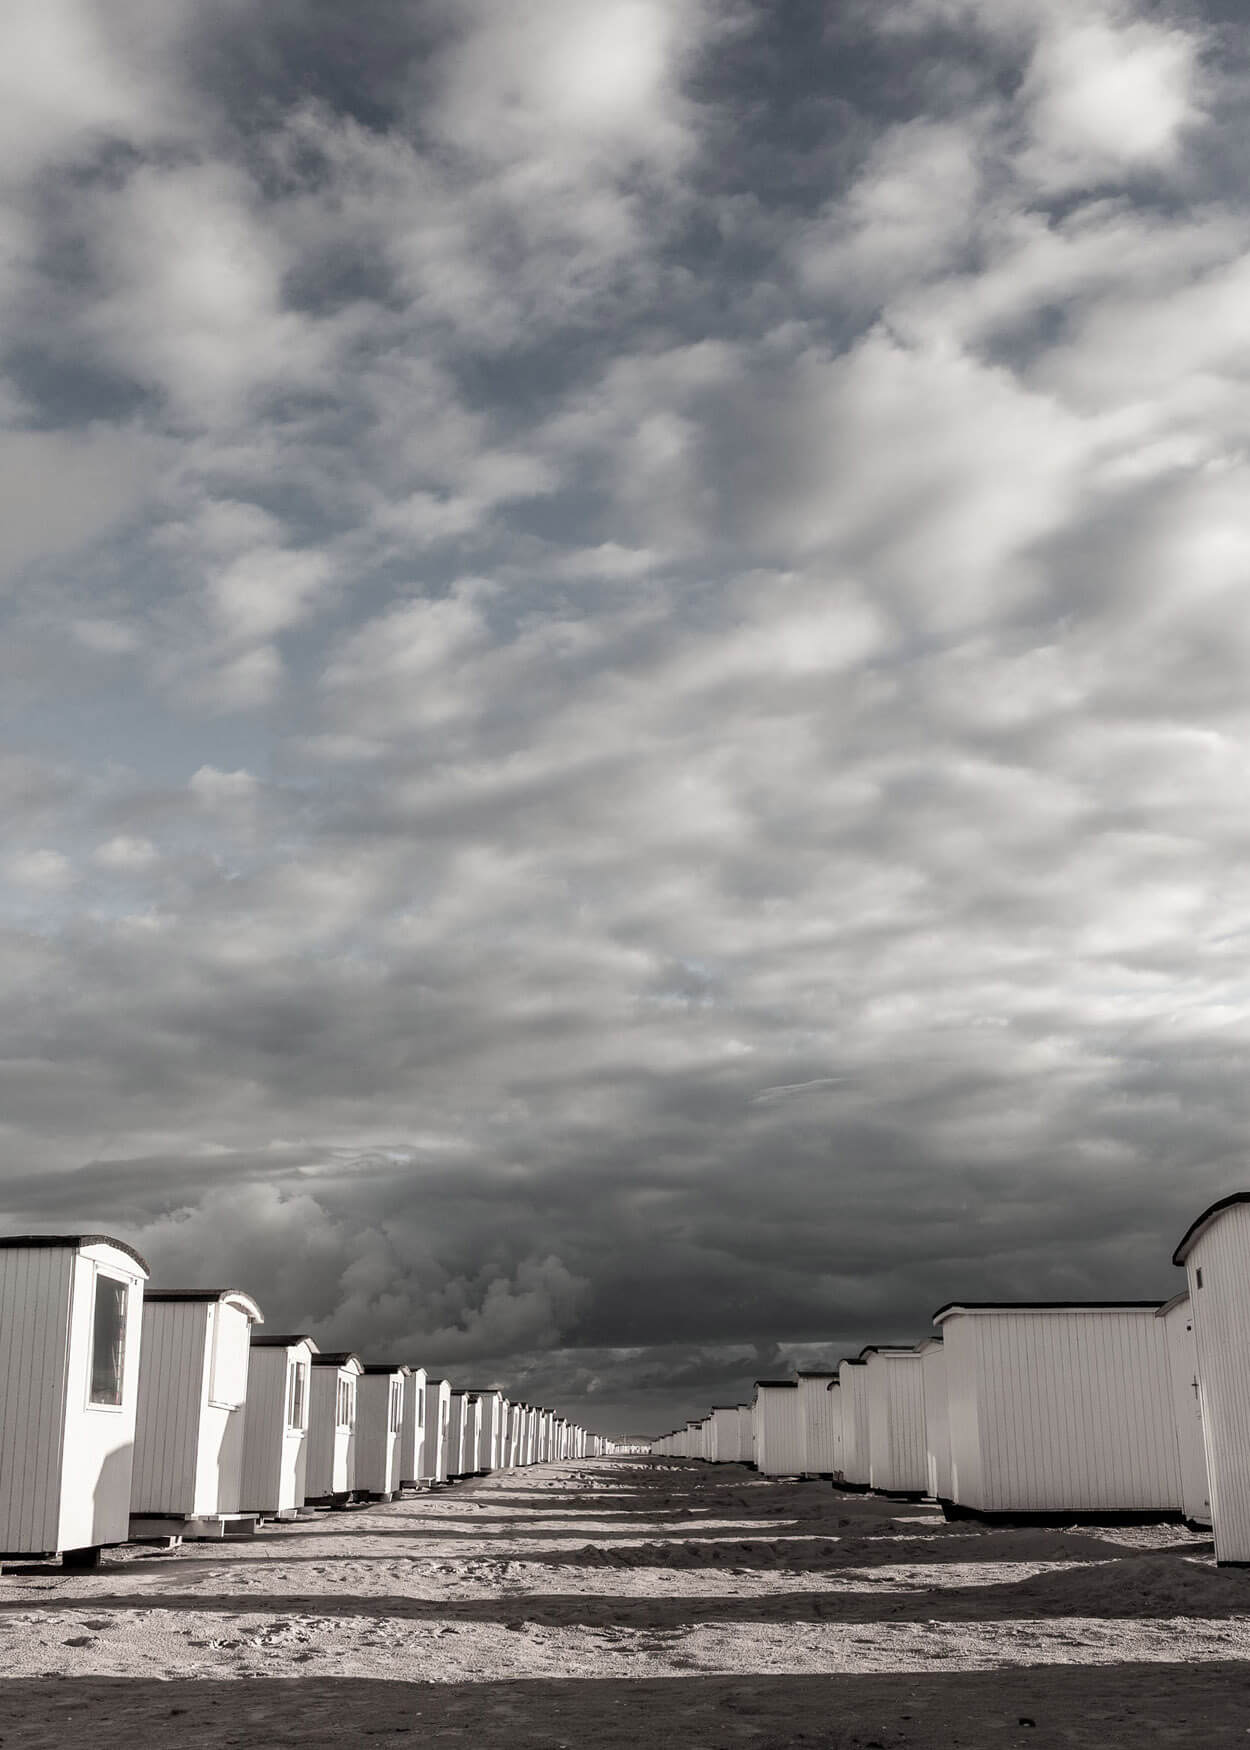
<box><xmin>0</xmin><ymin>1248</ymin><xmax>72</xmax><ymax>1552</ymax></box>
<box><xmin>1186</xmin><ymin>1207</ymin><xmax>1250</xmax><ymax>1558</ymax></box>
<box><xmin>130</xmin><ymin>1300</ymin><xmax>206</xmax><ymax>1516</ymax></box>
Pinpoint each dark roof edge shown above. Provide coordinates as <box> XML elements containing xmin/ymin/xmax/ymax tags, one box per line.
<box><xmin>1173</xmin><ymin>1192</ymin><xmax>1250</xmax><ymax>1266</ymax></box>
<box><xmin>754</xmin><ymin>1378</ymin><xmax>797</xmax><ymax>1388</ymax></box>
<box><xmin>0</xmin><ymin>1233</ymin><xmax>150</xmax><ymax>1274</ymax></box>
<box><xmin>252</xmin><ymin>1334</ymin><xmax>319</xmax><ymax>1351</ymax></box>
<box><xmin>933</xmin><ymin>1299</ymin><xmax>1166</xmax><ymax>1323</ymax></box>
<box><xmin>312</xmin><ymin>1351</ymin><xmax>364</xmax><ymax>1369</ymax></box>
<box><xmin>361</xmin><ymin>1363</ymin><xmax>411</xmax><ymax>1375</ymax></box>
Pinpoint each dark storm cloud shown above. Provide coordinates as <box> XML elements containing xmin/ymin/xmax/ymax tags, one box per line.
<box><xmin>1</xmin><ymin>0</ymin><xmax>1247</xmax><ymax>1428</ymax></box>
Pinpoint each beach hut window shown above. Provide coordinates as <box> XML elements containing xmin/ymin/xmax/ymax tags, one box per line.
<box><xmin>336</xmin><ymin>1377</ymin><xmax>355</xmax><ymax>1428</ymax></box>
<box><xmin>287</xmin><ymin>1360</ymin><xmax>307</xmax><ymax>1430</ymax></box>
<box><xmin>88</xmin><ymin>1272</ymin><xmax>128</xmax><ymax>1408</ymax></box>
<box><xmin>390</xmin><ymin>1379</ymin><xmax>403</xmax><ymax>1433</ymax></box>
<box><xmin>208</xmin><ymin>1310</ymin><xmax>251</xmax><ymax>1409</ymax></box>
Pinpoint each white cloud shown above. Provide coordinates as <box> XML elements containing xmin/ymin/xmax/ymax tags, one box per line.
<box><xmin>4</xmin><ymin>848</ymin><xmax>76</xmax><ymax>891</ymax></box>
<box><xmin>1018</xmin><ymin>15</ymin><xmax>1201</xmax><ymax>191</ymax></box>
<box><xmin>92</xmin><ymin>834</ymin><xmax>158</xmax><ymax>872</ymax></box>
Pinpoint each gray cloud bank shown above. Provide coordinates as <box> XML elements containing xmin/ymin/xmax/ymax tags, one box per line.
<box><xmin>2</xmin><ymin>0</ymin><xmax>1248</xmax><ymax>1428</ymax></box>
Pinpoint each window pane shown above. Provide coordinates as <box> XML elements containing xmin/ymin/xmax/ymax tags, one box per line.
<box><xmin>290</xmin><ymin>1361</ymin><xmax>306</xmax><ymax>1429</ymax></box>
<box><xmin>90</xmin><ymin>1276</ymin><xmax>127</xmax><ymax>1406</ymax></box>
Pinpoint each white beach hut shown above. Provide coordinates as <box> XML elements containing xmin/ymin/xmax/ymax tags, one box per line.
<box><xmin>399</xmin><ymin>1365</ymin><xmax>428</xmax><ymax>1489</ymax></box>
<box><xmin>447</xmin><ymin>1389</ymin><xmax>480</xmax><ymax>1477</ymax></box>
<box><xmin>863</xmin><ymin>1346</ymin><xmax>928</xmax><ymax>1497</ymax></box>
<box><xmin>795</xmin><ymin>1371</ymin><xmax>840</xmax><ymax>1477</ymax></box>
<box><xmin>130</xmin><ymin>1288</ymin><xmax>264</xmax><ymax>1534</ymax></box>
<box><xmin>1173</xmin><ymin>1194</ymin><xmax>1250</xmax><ymax>1558</ymax></box>
<box><xmin>737</xmin><ymin>1404</ymin><xmax>754</xmax><ymax>1464</ymax></box>
<box><xmin>752</xmin><ymin>1380</ymin><xmax>804</xmax><ymax>1476</ymax></box>
<box><xmin>918</xmin><ymin>1337</ymin><xmax>951</xmax><ymax>1503</ymax></box>
<box><xmin>471</xmin><ymin>1389</ymin><xmax>506</xmax><ymax>1471</ymax></box>
<box><xmin>935</xmin><ymin>1301</ymin><xmax>1181</xmax><ymax>1517</ymax></box>
<box><xmin>356</xmin><ymin>1364</ymin><xmax>408</xmax><ymax>1500</ymax></box>
<box><xmin>708</xmin><ymin>1405</ymin><xmax>742</xmax><ymax>1462</ymax></box>
<box><xmin>837</xmin><ymin>1358</ymin><xmax>871</xmax><ymax>1486</ymax></box>
<box><xmin>0</xmin><ymin>1234</ymin><xmax>150</xmax><ymax>1563</ymax></box>
<box><xmin>422</xmin><ymin>1378</ymin><xmax>452</xmax><ymax>1484</ymax></box>
<box><xmin>239</xmin><ymin>1334</ymin><xmax>317</xmax><ymax>1517</ymax></box>
<box><xmin>306</xmin><ymin>1352</ymin><xmax>363</xmax><ymax>1503</ymax></box>
<box><xmin>1156</xmin><ymin>1294</ymin><xmax>1210</xmax><ymax>1527</ymax></box>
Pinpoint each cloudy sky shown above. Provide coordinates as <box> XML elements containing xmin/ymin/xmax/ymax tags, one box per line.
<box><xmin>3</xmin><ymin>0</ymin><xmax>1247</xmax><ymax>1432</ymax></box>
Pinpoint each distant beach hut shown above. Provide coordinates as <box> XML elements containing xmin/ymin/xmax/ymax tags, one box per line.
<box><xmin>447</xmin><ymin>1389</ymin><xmax>480</xmax><ymax>1477</ymax></box>
<box><xmin>708</xmin><ymin>1405</ymin><xmax>742</xmax><ymax>1462</ymax></box>
<box><xmin>1156</xmin><ymin>1294</ymin><xmax>1210</xmax><ymax>1527</ymax></box>
<box><xmin>918</xmin><ymin>1337</ymin><xmax>950</xmax><ymax>1503</ymax></box>
<box><xmin>863</xmin><ymin>1346</ymin><xmax>927</xmax><ymax>1497</ymax></box>
<box><xmin>239</xmin><ymin>1334</ymin><xmax>317</xmax><ymax>1517</ymax></box>
<box><xmin>469</xmin><ymin>1389</ymin><xmax>506</xmax><ymax>1471</ymax></box>
<box><xmin>737</xmin><ymin>1404</ymin><xmax>754</xmax><ymax>1465</ymax></box>
<box><xmin>752</xmin><ymin>1380</ymin><xmax>804</xmax><ymax>1476</ymax></box>
<box><xmin>399</xmin><ymin>1365</ymin><xmax>428</xmax><ymax>1488</ymax></box>
<box><xmin>130</xmin><ymin>1289</ymin><xmax>265</xmax><ymax>1536</ymax></box>
<box><xmin>0</xmin><ymin>1234</ymin><xmax>150</xmax><ymax>1564</ymax></box>
<box><xmin>355</xmin><ymin>1364</ymin><xmax>409</xmax><ymax>1500</ymax></box>
<box><xmin>934</xmin><ymin>1302</ymin><xmax>1181</xmax><ymax>1518</ymax></box>
<box><xmin>795</xmin><ymin>1371</ymin><xmax>840</xmax><ymax>1477</ymax></box>
<box><xmin>422</xmin><ymin>1378</ymin><xmax>452</xmax><ymax>1483</ymax></box>
<box><xmin>306</xmin><ymin>1352</ymin><xmax>364</xmax><ymax>1503</ymax></box>
<box><xmin>837</xmin><ymin>1358</ymin><xmax>871</xmax><ymax>1486</ymax></box>
<box><xmin>1173</xmin><ymin>1194</ymin><xmax>1250</xmax><ymax>1557</ymax></box>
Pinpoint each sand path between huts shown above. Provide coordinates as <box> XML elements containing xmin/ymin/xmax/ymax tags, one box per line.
<box><xmin>2</xmin><ymin>1457</ymin><xmax>1249</xmax><ymax>1746</ymax></box>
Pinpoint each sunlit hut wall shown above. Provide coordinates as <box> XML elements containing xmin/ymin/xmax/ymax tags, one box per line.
<box><xmin>239</xmin><ymin>1334</ymin><xmax>317</xmax><ymax>1517</ymax></box>
<box><xmin>445</xmin><ymin>1389</ymin><xmax>473</xmax><ymax>1478</ymax></box>
<box><xmin>837</xmin><ymin>1358</ymin><xmax>871</xmax><ymax>1487</ymax></box>
<box><xmin>422</xmin><ymin>1378</ymin><xmax>452</xmax><ymax>1484</ymax></box>
<box><xmin>131</xmin><ymin>1288</ymin><xmax>264</xmax><ymax>1525</ymax></box>
<box><xmin>863</xmin><ymin>1346</ymin><xmax>928</xmax><ymax>1497</ymax></box>
<box><xmin>399</xmin><ymin>1364</ymin><xmax>428</xmax><ymax>1489</ymax></box>
<box><xmin>305</xmin><ymin>1352</ymin><xmax>363</xmax><ymax>1502</ymax></box>
<box><xmin>1156</xmin><ymin>1292</ymin><xmax>1211</xmax><ymax>1527</ymax></box>
<box><xmin>708</xmin><ymin>1405</ymin><xmax>742</xmax><ymax>1463</ymax></box>
<box><xmin>1173</xmin><ymin>1194</ymin><xmax>1250</xmax><ymax>1560</ymax></box>
<box><xmin>0</xmin><ymin>1234</ymin><xmax>149</xmax><ymax>1560</ymax></box>
<box><xmin>935</xmin><ymin>1302</ymin><xmax>1183</xmax><ymax>1517</ymax></box>
<box><xmin>468</xmin><ymin>1388</ymin><xmax>505</xmax><ymax>1472</ymax></box>
<box><xmin>917</xmin><ymin>1336</ymin><xmax>951</xmax><ymax>1504</ymax></box>
<box><xmin>794</xmin><ymin>1371</ymin><xmax>840</xmax><ymax>1477</ymax></box>
<box><xmin>752</xmin><ymin>1380</ymin><xmax>804</xmax><ymax>1477</ymax></box>
<box><xmin>355</xmin><ymin>1364</ymin><xmax>408</xmax><ymax>1500</ymax></box>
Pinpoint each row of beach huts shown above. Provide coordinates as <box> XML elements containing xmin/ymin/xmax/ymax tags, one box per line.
<box><xmin>0</xmin><ymin>1233</ymin><xmax>606</xmax><ymax>1566</ymax></box>
<box><xmin>650</xmin><ymin>1194</ymin><xmax>1250</xmax><ymax>1567</ymax></box>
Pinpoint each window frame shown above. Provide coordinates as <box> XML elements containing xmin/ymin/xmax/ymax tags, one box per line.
<box><xmin>85</xmin><ymin>1266</ymin><xmax>131</xmax><ymax>1414</ymax></box>
<box><xmin>287</xmin><ymin>1357</ymin><xmax>308</xmax><ymax>1432</ymax></box>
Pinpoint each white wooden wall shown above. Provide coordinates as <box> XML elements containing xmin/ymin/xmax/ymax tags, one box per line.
<box><xmin>753</xmin><ymin>1386</ymin><xmax>804</xmax><ymax>1475</ymax></box>
<box><xmin>400</xmin><ymin>1366</ymin><xmax>427</xmax><ymax>1485</ymax></box>
<box><xmin>796</xmin><ymin>1374</ymin><xmax>840</xmax><ymax>1474</ymax></box>
<box><xmin>1180</xmin><ymin>1203</ymin><xmax>1250</xmax><ymax>1558</ymax></box>
<box><xmin>1</xmin><ymin>1246</ymin><xmax>74</xmax><ymax>1553</ymax></box>
<box><xmin>306</xmin><ymin>1364</ymin><xmax>357</xmax><ymax>1497</ymax></box>
<box><xmin>838</xmin><ymin>1361</ymin><xmax>871</xmax><ymax>1484</ymax></box>
<box><xmin>920</xmin><ymin>1340</ymin><xmax>951</xmax><ymax>1501</ymax></box>
<box><xmin>356</xmin><ymin>1371</ymin><xmax>403</xmax><ymax>1495</ymax></box>
<box><xmin>1158</xmin><ymin>1297</ymin><xmax>1210</xmax><ymax>1526</ymax></box>
<box><xmin>421</xmin><ymin>1380</ymin><xmax>451</xmax><ymax>1482</ymax></box>
<box><xmin>866</xmin><ymin>1350</ymin><xmax>927</xmax><ymax>1494</ymax></box>
<box><xmin>940</xmin><ymin>1306</ymin><xmax>1180</xmax><ymax>1513</ymax></box>
<box><xmin>239</xmin><ymin>1343</ymin><xmax>312</xmax><ymax>1515</ymax></box>
<box><xmin>131</xmin><ymin>1301</ymin><xmax>208</xmax><ymax>1515</ymax></box>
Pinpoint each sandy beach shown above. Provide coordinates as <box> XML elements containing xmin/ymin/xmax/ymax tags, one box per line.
<box><xmin>2</xmin><ymin>1457</ymin><xmax>1248</xmax><ymax>1745</ymax></box>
